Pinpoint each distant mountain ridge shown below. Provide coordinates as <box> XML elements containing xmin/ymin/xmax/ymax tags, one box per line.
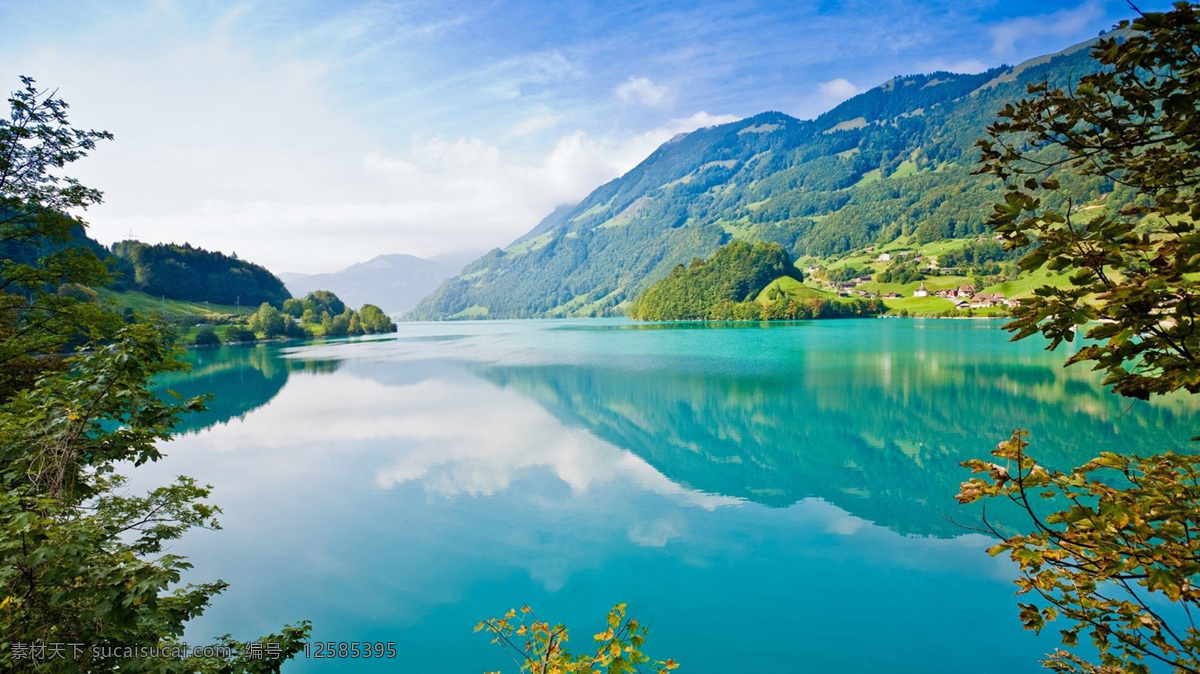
<box><xmin>281</xmin><ymin>253</ymin><xmax>465</xmax><ymax>314</ymax></box>
<box><xmin>411</xmin><ymin>33</ymin><xmax>1121</xmax><ymax>320</ymax></box>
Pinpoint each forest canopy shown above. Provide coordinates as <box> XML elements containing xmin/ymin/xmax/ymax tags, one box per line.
<box><xmin>630</xmin><ymin>241</ymin><xmax>801</xmax><ymax>320</ymax></box>
<box><xmin>110</xmin><ymin>239</ymin><xmax>290</xmax><ymax>306</ymax></box>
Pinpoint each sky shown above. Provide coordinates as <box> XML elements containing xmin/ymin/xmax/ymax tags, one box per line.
<box><xmin>0</xmin><ymin>0</ymin><xmax>1176</xmax><ymax>273</ymax></box>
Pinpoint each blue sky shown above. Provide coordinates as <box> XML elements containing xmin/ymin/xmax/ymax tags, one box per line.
<box><xmin>0</xmin><ymin>0</ymin><xmax>1174</xmax><ymax>272</ymax></box>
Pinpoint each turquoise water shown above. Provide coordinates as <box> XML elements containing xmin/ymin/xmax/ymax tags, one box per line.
<box><xmin>139</xmin><ymin>318</ymin><xmax>1197</xmax><ymax>673</ymax></box>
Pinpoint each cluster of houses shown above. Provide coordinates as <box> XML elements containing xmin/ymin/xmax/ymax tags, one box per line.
<box><xmin>901</xmin><ymin>282</ymin><xmax>1018</xmax><ymax>308</ymax></box>
<box><xmin>811</xmin><ymin>248</ymin><xmax>1022</xmax><ymax>308</ymax></box>
<box><xmin>824</xmin><ymin>277</ymin><xmax>1019</xmax><ymax>308</ymax></box>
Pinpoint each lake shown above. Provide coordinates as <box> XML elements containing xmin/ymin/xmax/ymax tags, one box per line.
<box><xmin>138</xmin><ymin>318</ymin><xmax>1197</xmax><ymax>673</ymax></box>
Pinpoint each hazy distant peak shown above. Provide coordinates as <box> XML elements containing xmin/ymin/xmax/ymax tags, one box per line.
<box><xmin>281</xmin><ymin>252</ymin><xmax>465</xmax><ymax>314</ymax></box>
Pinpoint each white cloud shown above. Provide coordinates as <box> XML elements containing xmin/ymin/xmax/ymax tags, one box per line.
<box><xmin>80</xmin><ymin>108</ymin><xmax>736</xmax><ymax>273</ymax></box>
<box><xmin>988</xmin><ymin>1</ymin><xmax>1104</xmax><ymax>56</ymax></box>
<box><xmin>628</xmin><ymin>516</ymin><xmax>687</xmax><ymax>547</ymax></box>
<box><xmin>330</xmin><ymin>111</ymin><xmax>738</xmax><ymax>261</ymax></box>
<box><xmin>616</xmin><ymin>76</ymin><xmax>672</xmax><ymax>108</ymax></box>
<box><xmin>817</xmin><ymin>77</ymin><xmax>860</xmax><ymax>103</ymax></box>
<box><xmin>181</xmin><ymin>367</ymin><xmax>742</xmax><ymax>511</ymax></box>
<box><xmin>789</xmin><ymin>77</ymin><xmax>861</xmax><ymax>117</ymax></box>
<box><xmin>2</xmin><ymin>7</ymin><xmax>734</xmax><ymax>274</ymax></box>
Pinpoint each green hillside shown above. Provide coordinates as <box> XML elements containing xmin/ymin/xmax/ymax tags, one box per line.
<box><xmin>629</xmin><ymin>241</ymin><xmax>801</xmax><ymax>320</ymax></box>
<box><xmin>629</xmin><ymin>241</ymin><xmax>881</xmax><ymax>321</ymax></box>
<box><xmin>411</xmin><ymin>33</ymin><xmax>1126</xmax><ymax>320</ymax></box>
<box><xmin>754</xmin><ymin>276</ymin><xmax>831</xmax><ymax>303</ymax></box>
<box><xmin>98</xmin><ymin>288</ymin><xmax>252</xmax><ymax>322</ymax></box>
<box><xmin>110</xmin><ymin>240</ymin><xmax>290</xmax><ymax>306</ymax></box>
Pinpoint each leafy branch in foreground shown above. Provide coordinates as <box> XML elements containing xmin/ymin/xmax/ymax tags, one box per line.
<box><xmin>964</xmin><ymin>3</ymin><xmax>1200</xmax><ymax>672</ymax></box>
<box><xmin>958</xmin><ymin>431</ymin><xmax>1200</xmax><ymax>673</ymax></box>
<box><xmin>0</xmin><ymin>76</ymin><xmax>309</xmax><ymax>671</ymax></box>
<box><xmin>476</xmin><ymin>603</ymin><xmax>679</xmax><ymax>674</ymax></box>
<box><xmin>975</xmin><ymin>2</ymin><xmax>1200</xmax><ymax>401</ymax></box>
<box><xmin>0</xmin><ymin>75</ymin><xmax>117</xmax><ymax>403</ymax></box>
<box><xmin>0</xmin><ymin>322</ymin><xmax>311</xmax><ymax>672</ymax></box>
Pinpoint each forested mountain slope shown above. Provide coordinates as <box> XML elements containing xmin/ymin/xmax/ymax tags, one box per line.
<box><xmin>0</xmin><ymin>219</ymin><xmax>289</xmax><ymax>309</ymax></box>
<box><xmin>411</xmin><ymin>34</ymin><xmax>1124</xmax><ymax>320</ymax></box>
<box><xmin>110</xmin><ymin>240</ymin><xmax>290</xmax><ymax>306</ymax></box>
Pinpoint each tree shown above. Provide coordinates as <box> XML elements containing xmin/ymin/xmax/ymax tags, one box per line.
<box><xmin>976</xmin><ymin>2</ymin><xmax>1200</xmax><ymax>401</ymax></box>
<box><xmin>477</xmin><ymin>603</ymin><xmax>679</xmax><ymax>674</ymax></box>
<box><xmin>628</xmin><ymin>241</ymin><xmax>805</xmax><ymax>320</ymax></box>
<box><xmin>223</xmin><ymin>324</ymin><xmax>256</xmax><ymax>343</ymax></box>
<box><xmin>323</xmin><ymin>309</ymin><xmax>353</xmax><ymax>337</ymax></box>
<box><xmin>306</xmin><ymin>290</ymin><xmax>344</xmax><ymax>316</ymax></box>
<box><xmin>0</xmin><ymin>76</ymin><xmax>117</xmax><ymax>402</ymax></box>
<box><xmin>961</xmin><ymin>5</ymin><xmax>1200</xmax><ymax>672</ymax></box>
<box><xmin>194</xmin><ymin>325</ymin><xmax>221</xmax><ymax>347</ymax></box>
<box><xmin>0</xmin><ymin>78</ymin><xmax>308</xmax><ymax>671</ymax></box>
<box><xmin>248</xmin><ymin>302</ymin><xmax>286</xmax><ymax>338</ymax></box>
<box><xmin>281</xmin><ymin>298</ymin><xmax>303</xmax><ymax>318</ymax></box>
<box><xmin>357</xmin><ymin>304</ymin><xmax>397</xmax><ymax>334</ymax></box>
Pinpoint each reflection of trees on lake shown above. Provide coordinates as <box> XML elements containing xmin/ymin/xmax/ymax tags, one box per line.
<box><xmin>164</xmin><ymin>321</ymin><xmax>1198</xmax><ymax>539</ymax></box>
<box><xmin>155</xmin><ymin>344</ymin><xmax>340</xmax><ymax>434</ymax></box>
<box><xmin>476</xmin><ymin>344</ymin><xmax>1197</xmax><ymax>538</ymax></box>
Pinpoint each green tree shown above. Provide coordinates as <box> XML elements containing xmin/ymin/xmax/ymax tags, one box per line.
<box><xmin>193</xmin><ymin>325</ymin><xmax>221</xmax><ymax>347</ymax></box>
<box><xmin>962</xmin><ymin>5</ymin><xmax>1200</xmax><ymax>672</ymax></box>
<box><xmin>976</xmin><ymin>2</ymin><xmax>1200</xmax><ymax>400</ymax></box>
<box><xmin>0</xmin><ymin>76</ymin><xmax>117</xmax><ymax>402</ymax></box>
<box><xmin>629</xmin><ymin>241</ymin><xmax>803</xmax><ymax>320</ymax></box>
<box><xmin>281</xmin><ymin>298</ymin><xmax>303</xmax><ymax>318</ymax></box>
<box><xmin>306</xmin><ymin>290</ymin><xmax>344</xmax><ymax>316</ymax></box>
<box><xmin>248</xmin><ymin>302</ymin><xmax>286</xmax><ymax>338</ymax></box>
<box><xmin>0</xmin><ymin>78</ymin><xmax>309</xmax><ymax>671</ymax></box>
<box><xmin>223</xmin><ymin>324</ymin><xmax>256</xmax><ymax>343</ymax></box>
<box><xmin>357</xmin><ymin>304</ymin><xmax>397</xmax><ymax>334</ymax></box>
<box><xmin>325</xmin><ymin>309</ymin><xmax>352</xmax><ymax>337</ymax></box>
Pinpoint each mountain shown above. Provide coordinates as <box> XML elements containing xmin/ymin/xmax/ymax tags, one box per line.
<box><xmin>280</xmin><ymin>253</ymin><xmax>465</xmax><ymax>314</ymax></box>
<box><xmin>411</xmin><ymin>34</ymin><xmax>1121</xmax><ymax>320</ymax></box>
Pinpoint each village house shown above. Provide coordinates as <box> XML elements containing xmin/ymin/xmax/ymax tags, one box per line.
<box><xmin>913</xmin><ymin>282</ymin><xmax>929</xmax><ymax>297</ymax></box>
<box><xmin>969</xmin><ymin>293</ymin><xmax>1008</xmax><ymax>308</ymax></box>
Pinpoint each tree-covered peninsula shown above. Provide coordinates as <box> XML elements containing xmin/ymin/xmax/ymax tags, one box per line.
<box><xmin>630</xmin><ymin>240</ymin><xmax>883</xmax><ymax>320</ymax></box>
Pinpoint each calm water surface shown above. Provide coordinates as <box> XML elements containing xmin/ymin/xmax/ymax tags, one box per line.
<box><xmin>138</xmin><ymin>318</ymin><xmax>1197</xmax><ymax>673</ymax></box>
